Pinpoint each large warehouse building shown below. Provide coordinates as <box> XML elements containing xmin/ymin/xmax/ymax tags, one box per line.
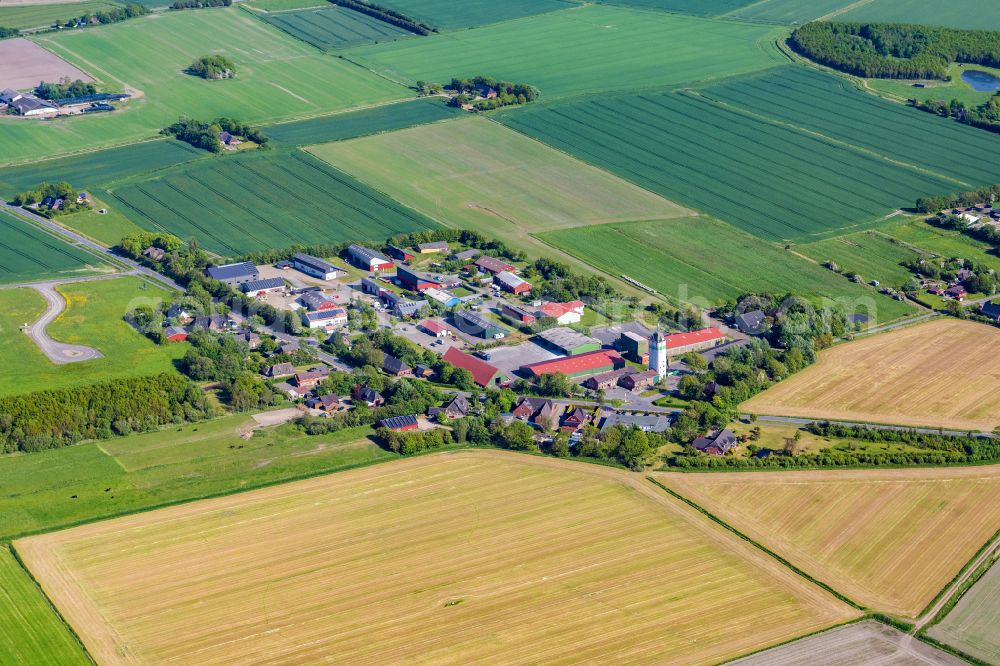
<box><xmin>536</xmin><ymin>327</ymin><xmax>602</xmax><ymax>356</ymax></box>
<box><xmin>520</xmin><ymin>349</ymin><xmax>625</xmax><ymax>379</ymax></box>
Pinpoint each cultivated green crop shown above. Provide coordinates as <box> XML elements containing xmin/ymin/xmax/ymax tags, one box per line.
<box><xmin>0</xmin><ymin>547</ymin><xmax>89</xmax><ymax>665</ymax></box>
<box><xmin>260</xmin><ymin>5</ymin><xmax>413</xmax><ymax>50</ymax></box>
<box><xmin>375</xmin><ymin>0</ymin><xmax>574</xmax><ymax>30</ymax></box>
<box><xmin>0</xmin><ymin>211</ymin><xmax>107</xmax><ymax>284</ymax></box>
<box><xmin>598</xmin><ymin>0</ymin><xmax>756</xmax><ymax>17</ymax></box>
<box><xmin>540</xmin><ymin>218</ymin><xmax>917</xmax><ymax>322</ymax></box>
<box><xmin>724</xmin><ymin>0</ymin><xmax>857</xmax><ymax>23</ymax></box>
<box><xmin>112</xmin><ymin>149</ymin><xmax>437</xmax><ymax>255</ymax></box>
<box><xmin>0</xmin><ymin>0</ymin><xmax>120</xmax><ymax>29</ymax></box>
<box><xmin>928</xmin><ymin>559</ymin><xmax>1000</xmax><ymax>663</ymax></box>
<box><xmin>841</xmin><ymin>0</ymin><xmax>1000</xmax><ymax>31</ymax></box>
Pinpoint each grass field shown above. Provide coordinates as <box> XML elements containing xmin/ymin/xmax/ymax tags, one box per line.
<box><xmin>500</xmin><ymin>91</ymin><xmax>955</xmax><ymax>242</ymax></box>
<box><xmin>0</xmin><ymin>210</ymin><xmax>109</xmax><ymax>285</ymax></box>
<box><xmin>0</xmin><ymin>546</ymin><xmax>90</xmax><ymax>666</ymax></box>
<box><xmin>376</xmin><ymin>0</ymin><xmax>576</xmax><ymax>30</ymax></box>
<box><xmin>55</xmin><ymin>195</ymin><xmax>145</xmax><ymax>247</ymax></box>
<box><xmin>797</xmin><ymin>231</ymin><xmax>923</xmax><ymax>288</ymax></box>
<box><xmin>598</xmin><ymin>0</ymin><xmax>755</xmax><ymax>16</ymax></box>
<box><xmin>657</xmin><ymin>464</ymin><xmax>1000</xmax><ymax>618</ymax></box>
<box><xmin>928</xmin><ymin>561</ymin><xmax>1000</xmax><ymax>663</ymax></box>
<box><xmin>1</xmin><ymin>8</ymin><xmax>405</xmax><ymax>166</ymax></box>
<box><xmin>744</xmin><ymin>319</ymin><xmax>1000</xmax><ymax>431</ymax></box>
<box><xmin>0</xmin><ymin>0</ymin><xmax>120</xmax><ymax>29</ymax></box>
<box><xmin>17</xmin><ymin>451</ymin><xmax>857</xmax><ymax>665</ymax></box>
<box><xmin>699</xmin><ymin>67</ymin><xmax>1000</xmax><ymax>189</ymax></box>
<box><xmin>0</xmin><ymin>414</ymin><xmax>388</xmax><ymax>543</ymax></box>
<box><xmin>0</xmin><ymin>276</ymin><xmax>184</xmax><ymax>397</ymax></box>
<box><xmin>540</xmin><ymin>218</ymin><xmax>916</xmax><ymax>320</ymax></box>
<box><xmin>265</xmin><ymin>97</ymin><xmax>460</xmax><ymax>146</ymax></box>
<box><xmin>731</xmin><ymin>620</ymin><xmax>963</xmax><ymax>665</ymax></box>
<box><xmin>867</xmin><ymin>62</ymin><xmax>1000</xmax><ymax>108</ymax></box>
<box><xmin>309</xmin><ymin>117</ymin><xmax>691</xmax><ymax>237</ymax></box>
<box><xmin>244</xmin><ymin>0</ymin><xmax>325</xmax><ymax>10</ymax></box>
<box><xmin>0</xmin><ymin>139</ymin><xmax>203</xmax><ymax>197</ymax></box>
<box><xmin>259</xmin><ymin>5</ymin><xmax>413</xmax><ymax>50</ymax></box>
<box><xmin>344</xmin><ymin>5</ymin><xmax>786</xmax><ymax>99</ymax></box>
<box><xmin>880</xmin><ymin>217</ymin><xmax>1000</xmax><ymax>274</ymax></box>
<box><xmin>840</xmin><ymin>0</ymin><xmax>1000</xmax><ymax>31</ymax></box>
<box><xmin>111</xmin><ymin>149</ymin><xmax>437</xmax><ymax>255</ymax></box>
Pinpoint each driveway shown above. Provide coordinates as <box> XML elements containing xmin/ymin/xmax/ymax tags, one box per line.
<box><xmin>25</xmin><ymin>282</ymin><xmax>103</xmax><ymax>364</ymax></box>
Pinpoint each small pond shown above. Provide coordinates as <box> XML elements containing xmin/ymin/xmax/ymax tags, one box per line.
<box><xmin>961</xmin><ymin>69</ymin><xmax>1000</xmax><ymax>93</ymax></box>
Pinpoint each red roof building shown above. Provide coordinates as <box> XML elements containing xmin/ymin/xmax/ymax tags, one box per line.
<box><xmin>443</xmin><ymin>347</ymin><xmax>505</xmax><ymax>387</ymax></box>
<box><xmin>663</xmin><ymin>327</ymin><xmax>725</xmax><ymax>354</ymax></box>
<box><xmin>475</xmin><ymin>256</ymin><xmax>516</xmax><ymax>275</ymax></box>
<box><xmin>521</xmin><ymin>350</ymin><xmax>624</xmax><ymax>379</ymax></box>
<box><xmin>536</xmin><ymin>300</ymin><xmax>585</xmax><ymax>324</ymax></box>
<box><xmin>419</xmin><ymin>319</ymin><xmax>450</xmax><ymax>337</ymax></box>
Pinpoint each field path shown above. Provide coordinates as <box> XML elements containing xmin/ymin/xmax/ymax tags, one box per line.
<box><xmin>916</xmin><ymin>534</ymin><xmax>1000</xmax><ymax>631</ymax></box>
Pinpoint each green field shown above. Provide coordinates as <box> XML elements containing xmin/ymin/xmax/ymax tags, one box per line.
<box><xmin>880</xmin><ymin>217</ymin><xmax>1000</xmax><ymax>273</ymax></box>
<box><xmin>0</xmin><ymin>276</ymin><xmax>185</xmax><ymax>397</ymax></box>
<box><xmin>245</xmin><ymin>0</ymin><xmax>327</xmax><ymax>10</ymax></box>
<box><xmin>841</xmin><ymin>0</ymin><xmax>1000</xmax><ymax>31</ymax></box>
<box><xmin>112</xmin><ymin>149</ymin><xmax>437</xmax><ymax>255</ymax></box>
<box><xmin>0</xmin><ymin>140</ymin><xmax>203</xmax><ymax>197</ymax></box>
<box><xmin>724</xmin><ymin>0</ymin><xmax>855</xmax><ymax>23</ymax></box>
<box><xmin>500</xmin><ymin>90</ymin><xmax>955</xmax><ymax>242</ymax></box>
<box><xmin>699</xmin><ymin>67</ymin><xmax>1000</xmax><ymax>188</ymax></box>
<box><xmin>0</xmin><ymin>546</ymin><xmax>90</xmax><ymax>665</ymax></box>
<box><xmin>56</xmin><ymin>196</ymin><xmax>145</xmax><ymax>247</ymax></box>
<box><xmin>344</xmin><ymin>5</ymin><xmax>786</xmax><ymax>99</ymax></box>
<box><xmin>928</xmin><ymin>560</ymin><xmax>1000</xmax><ymax>664</ymax></box>
<box><xmin>797</xmin><ymin>231</ymin><xmax>923</xmax><ymax>288</ymax></box>
<box><xmin>540</xmin><ymin>218</ymin><xmax>916</xmax><ymax>321</ymax></box>
<box><xmin>0</xmin><ymin>415</ymin><xmax>389</xmax><ymax>542</ymax></box>
<box><xmin>1</xmin><ymin>8</ymin><xmax>405</xmax><ymax>166</ymax></box>
<box><xmin>309</xmin><ymin>116</ymin><xmax>689</xmax><ymax>235</ymax></box>
<box><xmin>265</xmin><ymin>97</ymin><xmax>460</xmax><ymax>145</ymax></box>
<box><xmin>376</xmin><ymin>0</ymin><xmax>575</xmax><ymax>30</ymax></box>
<box><xmin>259</xmin><ymin>5</ymin><xmax>413</xmax><ymax>50</ymax></box>
<box><xmin>597</xmin><ymin>0</ymin><xmax>756</xmax><ymax>16</ymax></box>
<box><xmin>0</xmin><ymin>0</ymin><xmax>120</xmax><ymax>29</ymax></box>
<box><xmin>0</xmin><ymin>211</ymin><xmax>109</xmax><ymax>284</ymax></box>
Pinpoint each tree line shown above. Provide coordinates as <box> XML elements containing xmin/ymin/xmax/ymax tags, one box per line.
<box><xmin>911</xmin><ymin>95</ymin><xmax>1000</xmax><ymax>135</ymax></box>
<box><xmin>444</xmin><ymin>76</ymin><xmax>538</xmax><ymax>111</ymax></box>
<box><xmin>790</xmin><ymin>22</ymin><xmax>1000</xmax><ymax>79</ymax></box>
<box><xmin>0</xmin><ymin>374</ymin><xmax>217</xmax><ymax>454</ymax></box>
<box><xmin>331</xmin><ymin>0</ymin><xmax>435</xmax><ymax>36</ymax></box>
<box><xmin>171</xmin><ymin>0</ymin><xmax>231</xmax><ymax>9</ymax></box>
<box><xmin>35</xmin><ymin>79</ymin><xmax>96</xmax><ymax>101</ymax></box>
<box><xmin>916</xmin><ymin>183</ymin><xmax>1000</xmax><ymax>213</ymax></box>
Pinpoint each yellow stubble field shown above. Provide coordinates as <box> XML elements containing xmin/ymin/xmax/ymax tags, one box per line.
<box><xmin>16</xmin><ymin>451</ymin><xmax>857</xmax><ymax>665</ymax></box>
<box><xmin>743</xmin><ymin>318</ymin><xmax>1000</xmax><ymax>431</ymax></box>
<box><xmin>657</xmin><ymin>465</ymin><xmax>1000</xmax><ymax>618</ymax></box>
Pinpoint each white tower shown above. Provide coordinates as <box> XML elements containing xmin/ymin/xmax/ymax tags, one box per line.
<box><xmin>650</xmin><ymin>328</ymin><xmax>667</xmax><ymax>381</ymax></box>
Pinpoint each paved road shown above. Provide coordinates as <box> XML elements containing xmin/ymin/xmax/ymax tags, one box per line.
<box><xmin>3</xmin><ymin>203</ymin><xmax>182</xmax><ymax>292</ymax></box>
<box><xmin>25</xmin><ymin>282</ymin><xmax>104</xmax><ymax>364</ymax></box>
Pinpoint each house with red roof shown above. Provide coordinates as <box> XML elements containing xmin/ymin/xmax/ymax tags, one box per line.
<box><xmin>443</xmin><ymin>347</ymin><xmax>506</xmax><ymax>387</ymax></box>
<box><xmin>520</xmin><ymin>349</ymin><xmax>624</xmax><ymax>379</ymax></box>
<box><xmin>536</xmin><ymin>300</ymin><xmax>585</xmax><ymax>325</ymax></box>
<box><xmin>475</xmin><ymin>255</ymin><xmax>517</xmax><ymax>275</ymax></box>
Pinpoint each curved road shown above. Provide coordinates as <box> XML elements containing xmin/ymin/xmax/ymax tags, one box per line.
<box><xmin>25</xmin><ymin>283</ymin><xmax>104</xmax><ymax>364</ymax></box>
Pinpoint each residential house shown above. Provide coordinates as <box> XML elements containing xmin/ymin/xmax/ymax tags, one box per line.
<box><xmin>413</xmin><ymin>364</ymin><xmax>435</xmax><ymax>379</ymax></box>
<box><xmin>619</xmin><ymin>370</ymin><xmax>658</xmax><ymax>392</ymax></box>
<box><xmin>429</xmin><ymin>395</ymin><xmax>470</xmax><ymax>419</ymax></box>
<box><xmin>294</xmin><ymin>367</ymin><xmax>331</xmax><ymax>388</ymax></box>
<box><xmin>166</xmin><ymin>303</ymin><xmax>194</xmax><ymax>324</ymax></box>
<box><xmin>382</xmin><ymin>354</ymin><xmax>412</xmax><ymax>377</ymax></box>
<box><xmin>264</xmin><ymin>362</ymin><xmax>295</xmax><ymax>378</ymax></box>
<box><xmin>560</xmin><ymin>407</ymin><xmax>591</xmax><ymax>432</ymax></box>
<box><xmin>692</xmin><ymin>429</ymin><xmax>738</xmax><ymax>456</ymax></box>
<box><xmin>142</xmin><ymin>246</ymin><xmax>166</xmax><ymax>261</ymax></box>
<box><xmin>206</xmin><ymin>262</ymin><xmax>259</xmax><ymax>287</ymax></box>
<box><xmin>494</xmin><ymin>271</ymin><xmax>531</xmax><ymax>295</ymax></box>
<box><xmin>165</xmin><ymin>326</ymin><xmax>188</xmax><ymax>342</ymax></box>
<box><xmin>285</xmin><ymin>385</ymin><xmax>313</xmax><ymax>400</ymax></box>
<box><xmin>379</xmin><ymin>414</ymin><xmax>419</xmax><ymax>432</ymax></box>
<box><xmin>352</xmin><ymin>385</ymin><xmax>384</xmax><ymax>408</ymax></box>
<box><xmin>945</xmin><ymin>285</ymin><xmax>968</xmax><ymax>301</ymax></box>
<box><xmin>598</xmin><ymin>412</ymin><xmax>671</xmax><ymax>433</ymax></box>
<box><xmin>981</xmin><ymin>300</ymin><xmax>1000</xmax><ymax>321</ymax></box>
<box><xmin>346</xmin><ymin>244</ymin><xmax>393</xmax><ymax>272</ymax></box>
<box><xmin>306</xmin><ymin>394</ymin><xmax>342</xmax><ymax>413</ymax></box>
<box><xmin>190</xmin><ymin>314</ymin><xmax>231</xmax><ymax>332</ymax></box>
<box><xmin>292</xmin><ymin>253</ymin><xmax>345</xmax><ymax>280</ymax></box>
<box><xmin>511</xmin><ymin>396</ymin><xmax>559</xmax><ymax>425</ymax></box>
<box><xmin>956</xmin><ymin>268</ymin><xmax>975</xmax><ymax>282</ymax></box>
<box><xmin>734</xmin><ymin>310</ymin><xmax>766</xmax><ymax>336</ymax></box>
<box><xmin>232</xmin><ymin>329</ymin><xmax>261</xmax><ymax>349</ymax></box>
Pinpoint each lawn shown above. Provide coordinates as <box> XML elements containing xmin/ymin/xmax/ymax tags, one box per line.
<box><xmin>656</xmin><ymin>464</ymin><xmax>1000</xmax><ymax>618</ymax></box>
<box><xmin>879</xmin><ymin>217</ymin><xmax>1000</xmax><ymax>274</ymax></box>
<box><xmin>0</xmin><ymin>210</ymin><xmax>109</xmax><ymax>285</ymax></box>
<box><xmin>928</xmin><ymin>560</ymin><xmax>1000</xmax><ymax>663</ymax></box>
<box><xmin>1</xmin><ymin>8</ymin><xmax>405</xmax><ymax>166</ymax></box>
<box><xmin>0</xmin><ymin>414</ymin><xmax>388</xmax><ymax>543</ymax></box>
<box><xmin>0</xmin><ymin>276</ymin><xmax>185</xmax><ymax>397</ymax></box>
<box><xmin>539</xmin><ymin>218</ymin><xmax>916</xmax><ymax>321</ymax></box>
<box><xmin>375</xmin><ymin>0</ymin><xmax>576</xmax><ymax>30</ymax></box>
<box><xmin>796</xmin><ymin>231</ymin><xmax>923</xmax><ymax>289</ymax></box>
<box><xmin>0</xmin><ymin>0</ymin><xmax>121</xmax><ymax>30</ymax></box>
<box><xmin>867</xmin><ymin>62</ymin><xmax>1000</xmax><ymax>108</ymax></box>
<box><xmin>308</xmin><ymin>117</ymin><xmax>691</xmax><ymax>237</ymax></box>
<box><xmin>500</xmin><ymin>90</ymin><xmax>956</xmax><ymax>243</ymax></box>
<box><xmin>840</xmin><ymin>0</ymin><xmax>1000</xmax><ymax>31</ymax></box>
<box><xmin>0</xmin><ymin>139</ymin><xmax>204</xmax><ymax>197</ymax></box>
<box><xmin>259</xmin><ymin>5</ymin><xmax>414</xmax><ymax>50</ymax></box>
<box><xmin>111</xmin><ymin>149</ymin><xmax>437</xmax><ymax>255</ymax></box>
<box><xmin>343</xmin><ymin>5</ymin><xmax>787</xmax><ymax>99</ymax></box>
<box><xmin>743</xmin><ymin>318</ymin><xmax>1000</xmax><ymax>432</ymax></box>
<box><xmin>0</xmin><ymin>546</ymin><xmax>90</xmax><ymax>665</ymax></box>
<box><xmin>264</xmin><ymin>97</ymin><xmax>460</xmax><ymax>146</ymax></box>
<box><xmin>18</xmin><ymin>451</ymin><xmax>858</xmax><ymax>665</ymax></box>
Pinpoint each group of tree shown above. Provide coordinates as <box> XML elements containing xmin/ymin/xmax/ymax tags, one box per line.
<box><xmin>916</xmin><ymin>183</ymin><xmax>1000</xmax><ymax>214</ymax></box>
<box><xmin>716</xmin><ymin>292</ymin><xmax>855</xmax><ymax>351</ymax></box>
<box><xmin>186</xmin><ymin>55</ymin><xmax>237</xmax><ymax>80</ymax></box>
<box><xmin>331</xmin><ymin>0</ymin><xmax>435</xmax><ymax>36</ymax></box>
<box><xmin>445</xmin><ymin>76</ymin><xmax>538</xmax><ymax>111</ymax></box>
<box><xmin>34</xmin><ymin>78</ymin><xmax>96</xmax><ymax>101</ymax></box>
<box><xmin>171</xmin><ymin>0</ymin><xmax>231</xmax><ymax>9</ymax></box>
<box><xmin>0</xmin><ymin>374</ymin><xmax>217</xmax><ymax>454</ymax></box>
<box><xmin>50</xmin><ymin>3</ymin><xmax>147</xmax><ymax>30</ymax></box>
<box><xmin>902</xmin><ymin>254</ymin><xmax>998</xmax><ymax>294</ymax></box>
<box><xmin>790</xmin><ymin>22</ymin><xmax>1000</xmax><ymax>80</ymax></box>
<box><xmin>161</xmin><ymin>116</ymin><xmax>265</xmax><ymax>152</ymax></box>
<box><xmin>0</xmin><ymin>26</ymin><xmax>18</xmax><ymax>39</ymax></box>
<box><xmin>927</xmin><ymin>210</ymin><xmax>1000</xmax><ymax>246</ymax></box>
<box><xmin>10</xmin><ymin>181</ymin><xmax>88</xmax><ymax>217</ymax></box>
<box><xmin>912</xmin><ymin>93</ymin><xmax>1000</xmax><ymax>134</ymax></box>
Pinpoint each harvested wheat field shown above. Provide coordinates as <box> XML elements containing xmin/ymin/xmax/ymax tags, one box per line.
<box><xmin>743</xmin><ymin>318</ymin><xmax>1000</xmax><ymax>431</ymax></box>
<box><xmin>656</xmin><ymin>465</ymin><xmax>1000</xmax><ymax>618</ymax></box>
<box><xmin>16</xmin><ymin>451</ymin><xmax>857</xmax><ymax>665</ymax></box>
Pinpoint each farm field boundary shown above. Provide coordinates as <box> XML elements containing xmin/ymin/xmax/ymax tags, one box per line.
<box><xmin>655</xmin><ymin>464</ymin><xmax>1000</xmax><ymax>619</ymax></box>
<box><xmin>16</xmin><ymin>451</ymin><xmax>859</xmax><ymax>665</ymax></box>
<box><xmin>0</xmin><ymin>210</ymin><xmax>109</xmax><ymax>285</ymax></box>
<box><xmin>110</xmin><ymin>149</ymin><xmax>437</xmax><ymax>255</ymax></box>
<box><xmin>374</xmin><ymin>0</ymin><xmax>577</xmax><ymax>31</ymax></box>
<box><xmin>258</xmin><ymin>5</ymin><xmax>413</xmax><ymax>50</ymax></box>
